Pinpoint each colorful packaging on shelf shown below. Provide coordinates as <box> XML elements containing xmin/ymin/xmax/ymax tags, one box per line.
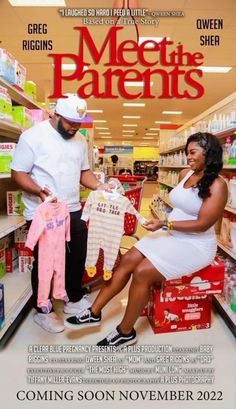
<box><xmin>14</xmin><ymin>225</ymin><xmax>29</xmax><ymax>249</ymax></box>
<box><xmin>0</xmin><ymin>48</ymin><xmax>15</xmax><ymax>84</ymax></box>
<box><xmin>148</xmin><ymin>287</ymin><xmax>212</xmax><ymax>334</ymax></box>
<box><xmin>13</xmin><ymin>60</ymin><xmax>26</xmax><ymax>91</ymax></box>
<box><xmin>162</xmin><ymin>258</ymin><xmax>225</xmax><ymax>297</ymax></box>
<box><xmin>0</xmin><ymin>249</ymin><xmax>5</xmax><ymax>279</ymax></box>
<box><xmin>24</xmin><ymin>80</ymin><xmax>37</xmax><ymax>101</ymax></box>
<box><xmin>0</xmin><ymin>85</ymin><xmax>12</xmax><ymax>121</ymax></box>
<box><xmin>18</xmin><ymin>248</ymin><xmax>34</xmax><ymax>273</ymax></box>
<box><xmin>220</xmin><ymin>210</ymin><xmax>232</xmax><ymax>247</ymax></box>
<box><xmin>5</xmin><ymin>247</ymin><xmax>18</xmax><ymax>273</ymax></box>
<box><xmin>6</xmin><ymin>191</ymin><xmax>24</xmax><ymax>216</ymax></box>
<box><xmin>11</xmin><ymin>106</ymin><xmax>33</xmax><ymax>128</ymax></box>
<box><xmin>0</xmin><ymin>142</ymin><xmax>15</xmax><ymax>174</ymax></box>
<box><xmin>30</xmin><ymin>109</ymin><xmax>44</xmax><ymax>124</ymax></box>
<box><xmin>230</xmin><ymin>216</ymin><xmax>236</xmax><ymax>252</ymax></box>
<box><xmin>0</xmin><ymin>283</ymin><xmax>4</xmax><ymax>329</ymax></box>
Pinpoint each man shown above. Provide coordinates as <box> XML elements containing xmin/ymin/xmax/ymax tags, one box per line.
<box><xmin>11</xmin><ymin>94</ymin><xmax>109</xmax><ymax>333</ymax></box>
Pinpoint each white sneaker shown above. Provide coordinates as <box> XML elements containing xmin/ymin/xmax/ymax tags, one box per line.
<box><xmin>63</xmin><ymin>295</ymin><xmax>91</xmax><ymax>314</ymax></box>
<box><xmin>33</xmin><ymin>312</ymin><xmax>65</xmax><ymax>333</ymax></box>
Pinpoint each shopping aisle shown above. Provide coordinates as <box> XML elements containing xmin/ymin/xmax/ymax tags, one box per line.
<box><xmin>0</xmin><ymin>185</ymin><xmax>235</xmax><ymax>409</ymax></box>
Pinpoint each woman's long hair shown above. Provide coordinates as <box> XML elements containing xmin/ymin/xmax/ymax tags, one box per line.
<box><xmin>185</xmin><ymin>132</ymin><xmax>223</xmax><ymax>199</ymax></box>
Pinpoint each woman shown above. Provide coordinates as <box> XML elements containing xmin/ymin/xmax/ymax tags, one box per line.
<box><xmin>65</xmin><ymin>132</ymin><xmax>228</xmax><ymax>347</ymax></box>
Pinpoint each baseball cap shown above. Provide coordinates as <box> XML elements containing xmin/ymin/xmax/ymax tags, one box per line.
<box><xmin>55</xmin><ymin>93</ymin><xmax>92</xmax><ymax>123</ymax></box>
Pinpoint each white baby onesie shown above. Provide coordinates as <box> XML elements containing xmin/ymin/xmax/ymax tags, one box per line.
<box><xmin>81</xmin><ymin>190</ymin><xmax>146</xmax><ymax>280</ymax></box>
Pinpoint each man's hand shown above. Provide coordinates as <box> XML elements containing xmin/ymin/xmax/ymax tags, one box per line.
<box><xmin>142</xmin><ymin>219</ymin><xmax>163</xmax><ymax>232</ymax></box>
<box><xmin>96</xmin><ymin>182</ymin><xmax>115</xmax><ymax>191</ymax></box>
<box><xmin>39</xmin><ymin>185</ymin><xmax>57</xmax><ymax>202</ymax></box>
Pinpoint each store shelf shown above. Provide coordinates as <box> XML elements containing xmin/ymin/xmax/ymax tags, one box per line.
<box><xmin>217</xmin><ymin>240</ymin><xmax>236</xmax><ymax>261</ymax></box>
<box><xmin>0</xmin><ymin>269</ymin><xmax>32</xmax><ymax>347</ymax></box>
<box><xmin>213</xmin><ymin>294</ymin><xmax>236</xmax><ymax>337</ymax></box>
<box><xmin>225</xmin><ymin>205</ymin><xmax>236</xmax><ymax>215</ymax></box>
<box><xmin>0</xmin><ymin>215</ymin><xmax>26</xmax><ymax>239</ymax></box>
<box><xmin>0</xmin><ymin>173</ymin><xmax>11</xmax><ymax>179</ymax></box>
<box><xmin>159</xmin><ymin>165</ymin><xmax>187</xmax><ymax>169</ymax></box>
<box><xmin>159</xmin><ymin>125</ymin><xmax>236</xmax><ymax>157</ymax></box>
<box><xmin>159</xmin><ymin>144</ymin><xmax>186</xmax><ymax>155</ymax></box>
<box><xmin>0</xmin><ymin>77</ymin><xmax>43</xmax><ymax>110</ymax></box>
<box><xmin>157</xmin><ymin>179</ymin><xmax>176</xmax><ymax>189</ymax></box>
<box><xmin>149</xmin><ymin>204</ymin><xmax>160</xmax><ymax>219</ymax></box>
<box><xmin>160</xmin><ymin>197</ymin><xmax>173</xmax><ymax>208</ymax></box>
<box><xmin>223</xmin><ymin>165</ymin><xmax>236</xmax><ymax>170</ymax></box>
<box><xmin>214</xmin><ymin>125</ymin><xmax>236</xmax><ymax>139</ymax></box>
<box><xmin>0</xmin><ymin>118</ymin><xmax>21</xmax><ymax>139</ymax></box>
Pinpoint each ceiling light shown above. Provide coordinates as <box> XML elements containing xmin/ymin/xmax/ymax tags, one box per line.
<box><xmin>143</xmin><ymin>137</ymin><xmax>155</xmax><ymax>139</ymax></box>
<box><xmin>124</xmin><ymin>81</ymin><xmax>153</xmax><ymax>87</ymax></box>
<box><xmin>200</xmin><ymin>66</ymin><xmax>232</xmax><ymax>73</ymax></box>
<box><xmin>122</xmin><ymin>116</ymin><xmax>141</xmax><ymax>119</ymax></box>
<box><xmin>145</xmin><ymin>133</ymin><xmax>158</xmax><ymax>136</ymax></box>
<box><xmin>149</xmin><ymin>128</ymin><xmax>160</xmax><ymax>130</ymax></box>
<box><xmin>154</xmin><ymin>121</ymin><xmax>172</xmax><ymax>124</ymax></box>
<box><xmin>138</xmin><ymin>36</ymin><xmax>171</xmax><ymax>47</ymax></box>
<box><xmin>98</xmin><ymin>132</ymin><xmax>111</xmax><ymax>135</ymax></box>
<box><xmin>93</xmin><ymin>120</ymin><xmax>107</xmax><ymax>123</ymax></box>
<box><xmin>122</xmin><ymin>130</ymin><xmax>136</xmax><ymax>133</ymax></box>
<box><xmin>100</xmin><ymin>136</ymin><xmax>112</xmax><ymax>139</ymax></box>
<box><xmin>123</xmin><ymin>103</ymin><xmax>146</xmax><ymax>107</ymax></box>
<box><xmin>95</xmin><ymin>127</ymin><xmax>109</xmax><ymax>130</ymax></box>
<box><xmin>122</xmin><ymin>124</ymin><xmax>138</xmax><ymax>127</ymax></box>
<box><xmin>8</xmin><ymin>0</ymin><xmax>65</xmax><ymax>5</ymax></box>
<box><xmin>87</xmin><ymin>110</ymin><xmax>103</xmax><ymax>113</ymax></box>
<box><xmin>162</xmin><ymin>111</ymin><xmax>182</xmax><ymax>115</ymax></box>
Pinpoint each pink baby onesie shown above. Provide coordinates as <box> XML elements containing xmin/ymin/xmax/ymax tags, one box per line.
<box><xmin>81</xmin><ymin>190</ymin><xmax>146</xmax><ymax>280</ymax></box>
<box><xmin>25</xmin><ymin>201</ymin><xmax>70</xmax><ymax>312</ymax></box>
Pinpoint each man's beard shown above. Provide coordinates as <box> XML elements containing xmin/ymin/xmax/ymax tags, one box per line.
<box><xmin>57</xmin><ymin>119</ymin><xmax>77</xmax><ymax>140</ymax></box>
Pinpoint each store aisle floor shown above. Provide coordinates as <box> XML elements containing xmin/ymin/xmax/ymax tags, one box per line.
<box><xmin>1</xmin><ymin>184</ymin><xmax>236</xmax><ymax>409</ymax></box>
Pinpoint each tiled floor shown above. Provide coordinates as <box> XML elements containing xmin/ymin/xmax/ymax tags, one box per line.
<box><xmin>0</xmin><ymin>183</ymin><xmax>235</xmax><ymax>409</ymax></box>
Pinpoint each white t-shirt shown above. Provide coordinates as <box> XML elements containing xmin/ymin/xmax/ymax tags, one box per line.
<box><xmin>11</xmin><ymin>120</ymin><xmax>89</xmax><ymax>220</ymax></box>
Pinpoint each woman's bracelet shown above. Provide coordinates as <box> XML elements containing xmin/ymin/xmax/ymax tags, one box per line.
<box><xmin>162</xmin><ymin>219</ymin><xmax>173</xmax><ymax>231</ymax></box>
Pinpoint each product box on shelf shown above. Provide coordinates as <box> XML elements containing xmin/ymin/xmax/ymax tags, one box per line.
<box><xmin>5</xmin><ymin>247</ymin><xmax>18</xmax><ymax>273</ymax></box>
<box><xmin>0</xmin><ymin>283</ymin><xmax>4</xmax><ymax>329</ymax></box>
<box><xmin>0</xmin><ymin>249</ymin><xmax>5</xmax><ymax>279</ymax></box>
<box><xmin>24</xmin><ymin>80</ymin><xmax>36</xmax><ymax>101</ymax></box>
<box><xmin>14</xmin><ymin>225</ymin><xmax>29</xmax><ymax>249</ymax></box>
<box><xmin>0</xmin><ymin>85</ymin><xmax>12</xmax><ymax>122</ymax></box>
<box><xmin>162</xmin><ymin>258</ymin><xmax>225</xmax><ymax>297</ymax></box>
<box><xmin>12</xmin><ymin>106</ymin><xmax>33</xmax><ymax>128</ymax></box>
<box><xmin>30</xmin><ymin>109</ymin><xmax>44</xmax><ymax>125</ymax></box>
<box><xmin>0</xmin><ymin>48</ymin><xmax>15</xmax><ymax>84</ymax></box>
<box><xmin>18</xmin><ymin>248</ymin><xmax>34</xmax><ymax>273</ymax></box>
<box><xmin>6</xmin><ymin>191</ymin><xmax>24</xmax><ymax>216</ymax></box>
<box><xmin>13</xmin><ymin>60</ymin><xmax>26</xmax><ymax>91</ymax></box>
<box><xmin>0</xmin><ymin>142</ymin><xmax>15</xmax><ymax>174</ymax></box>
<box><xmin>148</xmin><ymin>287</ymin><xmax>212</xmax><ymax>334</ymax></box>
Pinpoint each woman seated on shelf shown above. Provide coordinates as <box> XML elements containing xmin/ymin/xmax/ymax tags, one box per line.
<box><xmin>65</xmin><ymin>132</ymin><xmax>228</xmax><ymax>348</ymax></box>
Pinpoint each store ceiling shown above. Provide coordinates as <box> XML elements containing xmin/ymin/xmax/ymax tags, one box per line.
<box><xmin>0</xmin><ymin>0</ymin><xmax>235</xmax><ymax>145</ymax></box>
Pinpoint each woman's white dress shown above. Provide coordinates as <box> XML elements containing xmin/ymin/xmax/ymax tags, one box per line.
<box><xmin>134</xmin><ymin>170</ymin><xmax>217</xmax><ymax>278</ymax></box>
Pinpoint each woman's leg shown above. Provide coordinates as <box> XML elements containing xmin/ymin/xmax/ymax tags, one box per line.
<box><xmin>91</xmin><ymin>247</ymin><xmax>145</xmax><ymax>315</ymax></box>
<box><xmin>118</xmin><ymin>258</ymin><xmax>163</xmax><ymax>334</ymax></box>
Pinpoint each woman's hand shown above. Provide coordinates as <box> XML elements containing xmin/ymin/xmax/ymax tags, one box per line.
<box><xmin>142</xmin><ymin>219</ymin><xmax>163</xmax><ymax>232</ymax></box>
<box><xmin>96</xmin><ymin>182</ymin><xmax>114</xmax><ymax>191</ymax></box>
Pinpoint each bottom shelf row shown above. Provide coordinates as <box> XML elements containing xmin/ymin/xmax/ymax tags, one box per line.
<box><xmin>0</xmin><ymin>270</ymin><xmax>32</xmax><ymax>344</ymax></box>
